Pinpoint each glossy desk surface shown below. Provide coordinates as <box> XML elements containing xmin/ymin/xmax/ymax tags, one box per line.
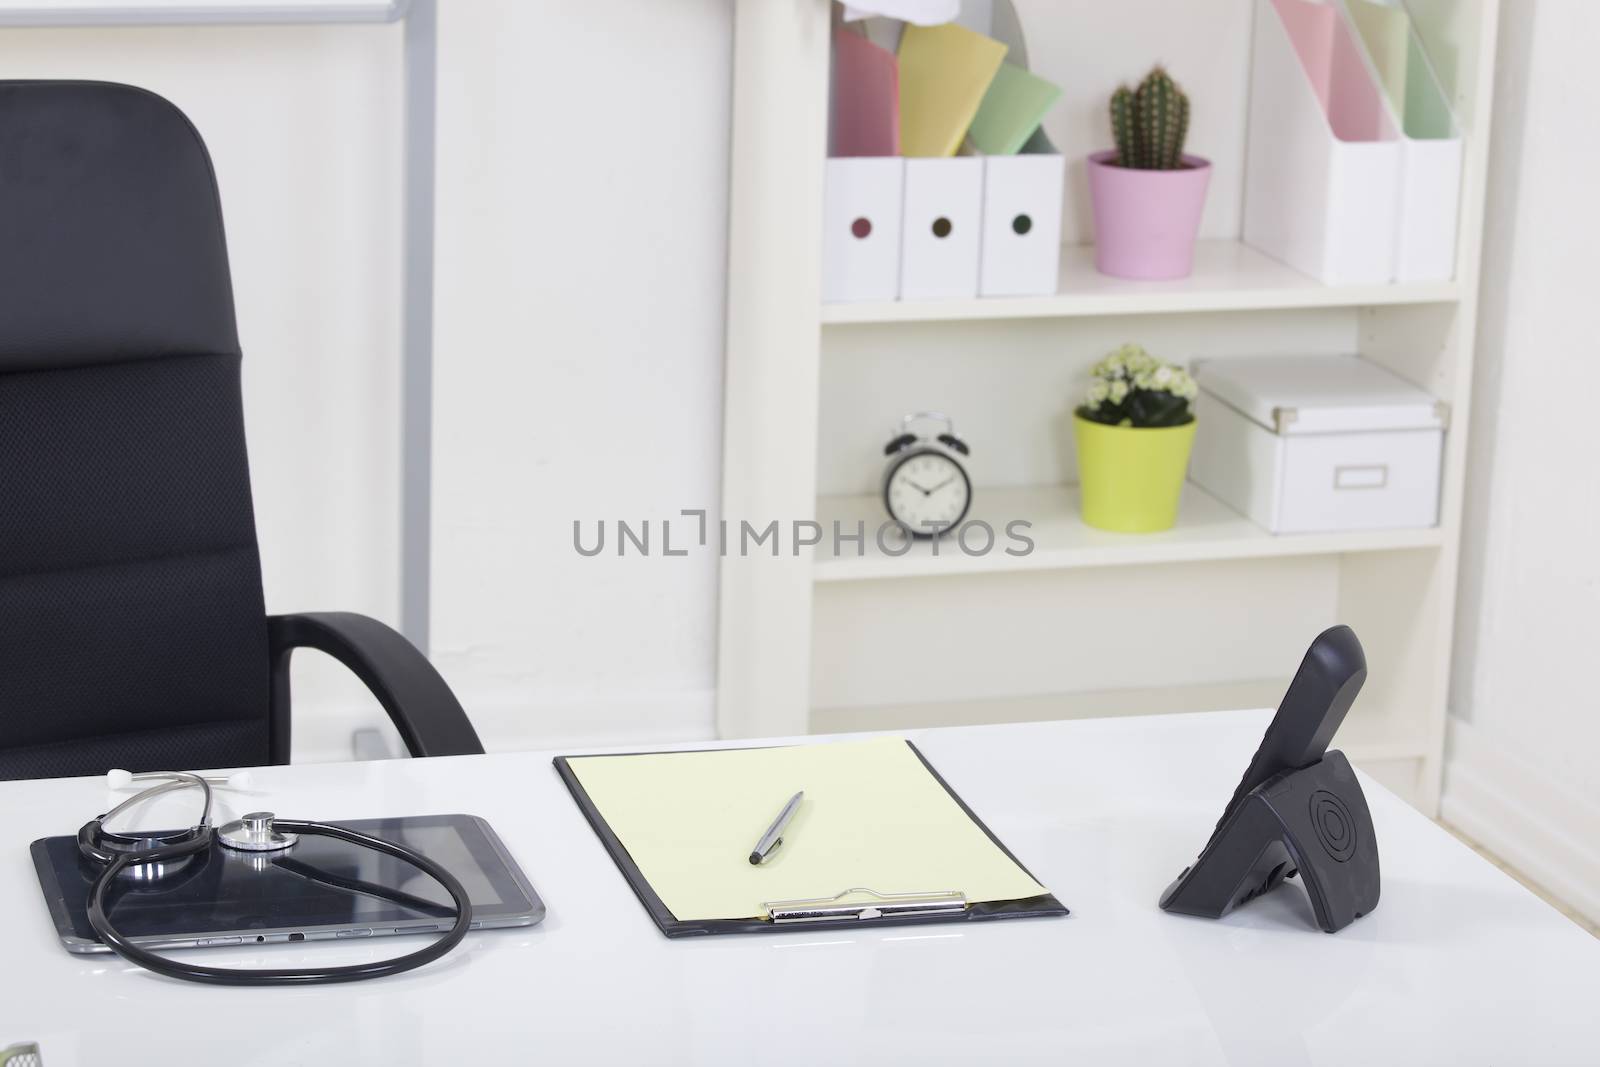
<box><xmin>2</xmin><ymin>711</ymin><xmax>1595</xmax><ymax>1066</ymax></box>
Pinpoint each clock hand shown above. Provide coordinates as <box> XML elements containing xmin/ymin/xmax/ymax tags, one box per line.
<box><xmin>927</xmin><ymin>476</ymin><xmax>957</xmax><ymax>493</ymax></box>
<box><xmin>905</xmin><ymin>480</ymin><xmax>935</xmax><ymax>495</ymax></box>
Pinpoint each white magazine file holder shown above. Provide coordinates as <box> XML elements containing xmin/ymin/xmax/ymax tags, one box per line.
<box><xmin>1243</xmin><ymin>0</ymin><xmax>1404</xmax><ymax>285</ymax></box>
<box><xmin>1339</xmin><ymin>0</ymin><xmax>1463</xmax><ymax>282</ymax></box>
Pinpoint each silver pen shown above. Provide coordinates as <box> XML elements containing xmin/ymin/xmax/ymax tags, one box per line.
<box><xmin>749</xmin><ymin>791</ymin><xmax>804</xmax><ymax>865</ymax></box>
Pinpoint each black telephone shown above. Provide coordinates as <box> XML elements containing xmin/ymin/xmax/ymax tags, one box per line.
<box><xmin>1160</xmin><ymin>625</ymin><xmax>1381</xmax><ymax>933</ymax></box>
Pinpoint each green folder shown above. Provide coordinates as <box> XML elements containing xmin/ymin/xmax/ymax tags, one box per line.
<box><xmin>1347</xmin><ymin>0</ymin><xmax>1454</xmax><ymax>139</ymax></box>
<box><xmin>968</xmin><ymin>61</ymin><xmax>1061</xmax><ymax>156</ymax></box>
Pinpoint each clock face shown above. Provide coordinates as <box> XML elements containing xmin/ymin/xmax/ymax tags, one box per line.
<box><xmin>884</xmin><ymin>449</ymin><xmax>971</xmax><ymax>536</ymax></box>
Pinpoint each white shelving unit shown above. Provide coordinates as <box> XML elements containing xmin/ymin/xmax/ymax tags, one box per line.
<box><xmin>720</xmin><ymin>0</ymin><xmax>1500</xmax><ymax>814</ymax></box>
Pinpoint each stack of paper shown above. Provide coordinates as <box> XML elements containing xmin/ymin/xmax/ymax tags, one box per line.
<box><xmin>564</xmin><ymin>736</ymin><xmax>1047</xmax><ymax>922</ymax></box>
<box><xmin>830</xmin><ymin>11</ymin><xmax>1062</xmax><ymax>159</ymax></box>
<box><xmin>843</xmin><ymin>0</ymin><xmax>959</xmax><ymax>24</ymax></box>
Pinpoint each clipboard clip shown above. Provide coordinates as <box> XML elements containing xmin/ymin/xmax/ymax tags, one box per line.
<box><xmin>762</xmin><ymin>887</ymin><xmax>968</xmax><ymax>925</ymax></box>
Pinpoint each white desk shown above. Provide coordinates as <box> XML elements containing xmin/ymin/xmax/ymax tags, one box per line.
<box><xmin>2</xmin><ymin>711</ymin><xmax>1595</xmax><ymax>1065</ymax></box>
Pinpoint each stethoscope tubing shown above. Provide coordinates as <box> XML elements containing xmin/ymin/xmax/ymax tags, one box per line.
<box><xmin>83</xmin><ymin>815</ymin><xmax>474</xmax><ymax>985</ymax></box>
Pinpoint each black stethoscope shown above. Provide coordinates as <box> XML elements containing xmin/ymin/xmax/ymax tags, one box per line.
<box><xmin>78</xmin><ymin>770</ymin><xmax>473</xmax><ymax>986</ymax></box>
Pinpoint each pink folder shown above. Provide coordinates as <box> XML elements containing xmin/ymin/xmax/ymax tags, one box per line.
<box><xmin>831</xmin><ymin>27</ymin><xmax>900</xmax><ymax>157</ymax></box>
<box><xmin>1272</xmin><ymin>0</ymin><xmax>1391</xmax><ymax>142</ymax></box>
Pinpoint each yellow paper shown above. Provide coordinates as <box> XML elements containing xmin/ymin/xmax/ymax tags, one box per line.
<box><xmin>1346</xmin><ymin>0</ymin><xmax>1410</xmax><ymax>115</ymax></box>
<box><xmin>897</xmin><ymin>23</ymin><xmax>1008</xmax><ymax>157</ymax></box>
<box><xmin>566</xmin><ymin>736</ymin><xmax>1045</xmax><ymax>921</ymax></box>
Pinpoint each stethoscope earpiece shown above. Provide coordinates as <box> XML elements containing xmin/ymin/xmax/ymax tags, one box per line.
<box><xmin>105</xmin><ymin>768</ymin><xmax>253</xmax><ymax>792</ymax></box>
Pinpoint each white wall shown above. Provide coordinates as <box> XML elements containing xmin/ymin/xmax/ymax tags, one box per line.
<box><xmin>0</xmin><ymin>22</ymin><xmax>409</xmax><ymax>760</ymax></box>
<box><xmin>427</xmin><ymin>0</ymin><xmax>734</xmax><ymax>749</ymax></box>
<box><xmin>2</xmin><ymin>3</ymin><xmax>738</xmax><ymax>759</ymax></box>
<box><xmin>1444</xmin><ymin>0</ymin><xmax>1600</xmax><ymax>925</ymax></box>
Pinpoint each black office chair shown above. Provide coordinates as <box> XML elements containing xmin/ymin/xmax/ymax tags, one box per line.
<box><xmin>0</xmin><ymin>80</ymin><xmax>482</xmax><ymax>780</ymax></box>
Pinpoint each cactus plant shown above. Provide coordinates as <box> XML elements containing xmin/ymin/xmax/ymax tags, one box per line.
<box><xmin>1110</xmin><ymin>66</ymin><xmax>1190</xmax><ymax>170</ymax></box>
<box><xmin>1110</xmin><ymin>85</ymin><xmax>1136</xmax><ymax>168</ymax></box>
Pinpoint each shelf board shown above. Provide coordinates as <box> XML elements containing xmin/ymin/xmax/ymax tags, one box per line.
<box><xmin>820</xmin><ymin>240</ymin><xmax>1459</xmax><ymax>325</ymax></box>
<box><xmin>812</xmin><ymin>483</ymin><xmax>1445</xmax><ymax>583</ymax></box>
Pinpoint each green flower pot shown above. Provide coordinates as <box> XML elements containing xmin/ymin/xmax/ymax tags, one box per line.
<box><xmin>1073</xmin><ymin>414</ymin><xmax>1197</xmax><ymax>533</ymax></box>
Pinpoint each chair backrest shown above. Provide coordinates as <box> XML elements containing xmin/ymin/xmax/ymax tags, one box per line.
<box><xmin>0</xmin><ymin>81</ymin><xmax>271</xmax><ymax>780</ymax></box>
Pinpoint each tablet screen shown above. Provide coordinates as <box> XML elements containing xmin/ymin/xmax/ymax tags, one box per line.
<box><xmin>32</xmin><ymin>813</ymin><xmax>542</xmax><ymax>949</ymax></box>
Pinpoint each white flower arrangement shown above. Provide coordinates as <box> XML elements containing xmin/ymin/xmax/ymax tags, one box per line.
<box><xmin>1076</xmin><ymin>343</ymin><xmax>1197</xmax><ymax>428</ymax></box>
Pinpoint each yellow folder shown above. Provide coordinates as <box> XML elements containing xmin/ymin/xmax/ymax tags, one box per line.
<box><xmin>559</xmin><ymin>736</ymin><xmax>1055</xmax><ymax>928</ymax></box>
<box><xmin>1346</xmin><ymin>0</ymin><xmax>1410</xmax><ymax>117</ymax></box>
<box><xmin>897</xmin><ymin>23</ymin><xmax>1008</xmax><ymax>157</ymax></box>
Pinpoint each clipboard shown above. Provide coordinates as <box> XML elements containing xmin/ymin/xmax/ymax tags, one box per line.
<box><xmin>553</xmin><ymin>740</ymin><xmax>1068</xmax><ymax>938</ymax></box>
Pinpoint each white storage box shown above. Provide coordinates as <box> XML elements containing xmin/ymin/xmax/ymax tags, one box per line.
<box><xmin>900</xmin><ymin>156</ymin><xmax>984</xmax><ymax>300</ymax></box>
<box><xmin>978</xmin><ymin>129</ymin><xmax>1065</xmax><ymax>297</ymax></box>
<box><xmin>822</xmin><ymin>157</ymin><xmax>905</xmax><ymax>303</ymax></box>
<box><xmin>1189</xmin><ymin>355</ymin><xmax>1447</xmax><ymax>534</ymax></box>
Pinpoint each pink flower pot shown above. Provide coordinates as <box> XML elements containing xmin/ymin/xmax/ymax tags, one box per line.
<box><xmin>1086</xmin><ymin>150</ymin><xmax>1212</xmax><ymax>280</ymax></box>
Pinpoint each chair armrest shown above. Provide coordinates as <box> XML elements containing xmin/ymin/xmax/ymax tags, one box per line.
<box><xmin>267</xmin><ymin>612</ymin><xmax>484</xmax><ymax>762</ymax></box>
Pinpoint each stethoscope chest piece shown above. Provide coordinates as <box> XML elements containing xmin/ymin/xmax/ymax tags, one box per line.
<box><xmin>217</xmin><ymin>811</ymin><xmax>299</xmax><ymax>853</ymax></box>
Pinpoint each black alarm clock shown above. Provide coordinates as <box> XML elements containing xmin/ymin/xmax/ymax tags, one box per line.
<box><xmin>882</xmin><ymin>413</ymin><xmax>972</xmax><ymax>538</ymax></box>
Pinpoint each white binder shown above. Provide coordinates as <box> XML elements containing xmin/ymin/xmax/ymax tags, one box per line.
<box><xmin>822</xmin><ymin>157</ymin><xmax>905</xmax><ymax>304</ymax></box>
<box><xmin>900</xmin><ymin>156</ymin><xmax>984</xmax><ymax>300</ymax></box>
<box><xmin>1243</xmin><ymin>0</ymin><xmax>1404</xmax><ymax>285</ymax></box>
<box><xmin>978</xmin><ymin>129</ymin><xmax>1064</xmax><ymax>297</ymax></box>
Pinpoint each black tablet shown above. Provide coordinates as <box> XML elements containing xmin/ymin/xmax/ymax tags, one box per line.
<box><xmin>32</xmin><ymin>813</ymin><xmax>544</xmax><ymax>954</ymax></box>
